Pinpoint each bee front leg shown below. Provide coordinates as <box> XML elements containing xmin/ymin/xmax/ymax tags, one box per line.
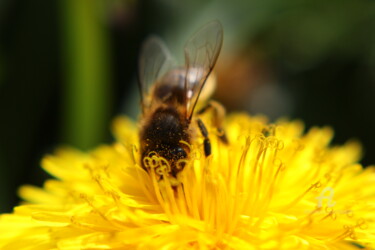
<box><xmin>197</xmin><ymin>118</ymin><xmax>211</xmax><ymax>157</ymax></box>
<box><xmin>197</xmin><ymin>100</ymin><xmax>228</xmax><ymax>144</ymax></box>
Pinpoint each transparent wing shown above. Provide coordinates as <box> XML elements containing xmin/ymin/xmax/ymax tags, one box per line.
<box><xmin>138</xmin><ymin>36</ymin><xmax>175</xmax><ymax>112</ymax></box>
<box><xmin>184</xmin><ymin>21</ymin><xmax>223</xmax><ymax>120</ymax></box>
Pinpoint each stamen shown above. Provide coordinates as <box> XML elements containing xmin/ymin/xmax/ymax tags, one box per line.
<box><xmin>176</xmin><ymin>159</ymin><xmax>188</xmax><ymax>170</ymax></box>
<box><xmin>179</xmin><ymin>140</ymin><xmax>192</xmax><ymax>152</ymax></box>
<box><xmin>281</xmin><ymin>181</ymin><xmax>321</xmax><ymax>212</ymax></box>
<box><xmin>79</xmin><ymin>193</ymin><xmax>111</xmax><ymax>224</ymax></box>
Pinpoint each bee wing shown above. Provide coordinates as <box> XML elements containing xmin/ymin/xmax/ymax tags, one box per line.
<box><xmin>184</xmin><ymin>21</ymin><xmax>223</xmax><ymax>120</ymax></box>
<box><xmin>138</xmin><ymin>36</ymin><xmax>175</xmax><ymax>112</ymax></box>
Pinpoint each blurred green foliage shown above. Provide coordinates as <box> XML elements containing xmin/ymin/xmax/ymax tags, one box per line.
<box><xmin>60</xmin><ymin>0</ymin><xmax>112</xmax><ymax>149</ymax></box>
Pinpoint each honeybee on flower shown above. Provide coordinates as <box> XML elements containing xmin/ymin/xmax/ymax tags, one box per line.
<box><xmin>0</xmin><ymin>21</ymin><xmax>374</xmax><ymax>250</ymax></box>
<box><xmin>138</xmin><ymin>21</ymin><xmax>228</xmax><ymax>185</ymax></box>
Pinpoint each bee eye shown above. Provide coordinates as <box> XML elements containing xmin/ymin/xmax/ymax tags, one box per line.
<box><xmin>172</xmin><ymin>147</ymin><xmax>187</xmax><ymax>159</ymax></box>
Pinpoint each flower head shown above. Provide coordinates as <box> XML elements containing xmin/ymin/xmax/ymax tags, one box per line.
<box><xmin>1</xmin><ymin>114</ymin><xmax>374</xmax><ymax>249</ymax></box>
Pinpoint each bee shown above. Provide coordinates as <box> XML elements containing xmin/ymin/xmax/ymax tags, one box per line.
<box><xmin>138</xmin><ymin>21</ymin><xmax>227</xmax><ymax>183</ymax></box>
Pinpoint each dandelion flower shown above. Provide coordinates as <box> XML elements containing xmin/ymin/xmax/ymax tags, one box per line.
<box><xmin>0</xmin><ymin>113</ymin><xmax>374</xmax><ymax>249</ymax></box>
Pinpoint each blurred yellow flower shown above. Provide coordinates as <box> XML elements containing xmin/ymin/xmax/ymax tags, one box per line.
<box><xmin>1</xmin><ymin>114</ymin><xmax>374</xmax><ymax>249</ymax></box>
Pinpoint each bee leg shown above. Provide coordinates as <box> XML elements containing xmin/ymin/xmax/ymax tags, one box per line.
<box><xmin>197</xmin><ymin>100</ymin><xmax>228</xmax><ymax>144</ymax></box>
<box><xmin>197</xmin><ymin>118</ymin><xmax>211</xmax><ymax>157</ymax></box>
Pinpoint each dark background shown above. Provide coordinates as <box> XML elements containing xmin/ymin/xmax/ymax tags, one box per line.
<box><xmin>0</xmin><ymin>0</ymin><xmax>374</xmax><ymax>212</ymax></box>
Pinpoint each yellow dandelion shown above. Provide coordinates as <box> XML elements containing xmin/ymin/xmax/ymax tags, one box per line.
<box><xmin>0</xmin><ymin>113</ymin><xmax>375</xmax><ymax>249</ymax></box>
